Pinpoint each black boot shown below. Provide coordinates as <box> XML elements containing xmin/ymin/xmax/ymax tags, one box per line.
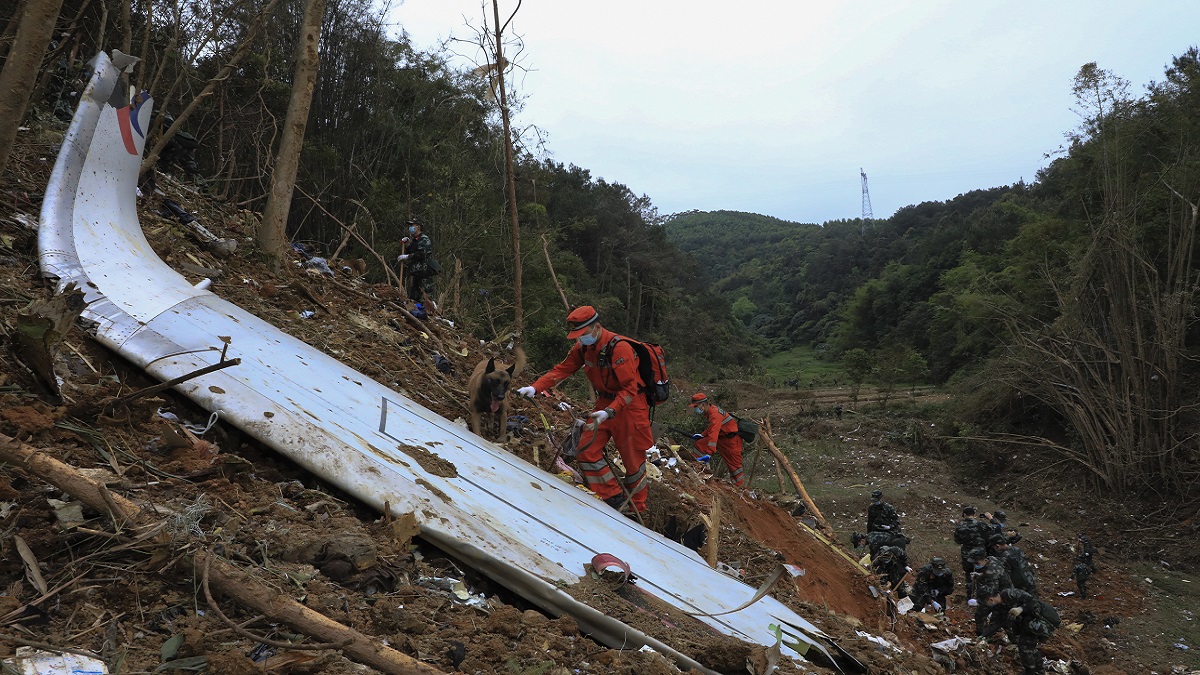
<box><xmin>604</xmin><ymin>494</ymin><xmax>629</xmax><ymax>511</ymax></box>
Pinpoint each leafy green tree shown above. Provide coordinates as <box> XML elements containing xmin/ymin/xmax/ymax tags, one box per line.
<box><xmin>731</xmin><ymin>297</ymin><xmax>758</xmax><ymax>324</ymax></box>
<box><xmin>842</xmin><ymin>348</ymin><xmax>874</xmax><ymax>404</ymax></box>
<box><xmin>874</xmin><ymin>345</ymin><xmax>928</xmax><ymax>405</ymax></box>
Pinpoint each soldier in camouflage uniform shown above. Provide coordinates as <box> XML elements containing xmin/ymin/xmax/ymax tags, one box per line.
<box><xmin>986</xmin><ymin>588</ymin><xmax>1060</xmax><ymax>675</ymax></box>
<box><xmin>967</xmin><ymin>547</ymin><xmax>1012</xmax><ymax>636</ymax></box>
<box><xmin>851</xmin><ymin>530</ymin><xmax>910</xmax><ymax>559</ymax></box>
<box><xmin>954</xmin><ymin>505</ymin><xmax>990</xmax><ymax>596</ymax></box>
<box><xmin>395</xmin><ymin>219</ymin><xmax>437</xmax><ymax>306</ymax></box>
<box><xmin>871</xmin><ymin>545</ymin><xmax>910</xmax><ymax>594</ymax></box>
<box><xmin>1074</xmin><ymin>533</ymin><xmax>1097</xmax><ymax>598</ymax></box>
<box><xmin>985</xmin><ymin>509</ymin><xmax>1022</xmax><ymax>547</ymax></box>
<box><xmin>990</xmin><ymin>533</ymin><xmax>1037</xmax><ymax>594</ymax></box>
<box><xmin>866</xmin><ymin>489</ymin><xmax>902</xmax><ymax>534</ymax></box>
<box><xmin>911</xmin><ymin>556</ymin><xmax>955</xmax><ymax>613</ymax></box>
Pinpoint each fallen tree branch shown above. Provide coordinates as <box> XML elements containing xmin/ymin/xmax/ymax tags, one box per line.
<box><xmin>760</xmin><ymin>417</ymin><xmax>834</xmax><ymax>538</ymax></box>
<box><xmin>0</xmin><ymin>633</ymin><xmax>101</xmax><ymax>658</ymax></box>
<box><xmin>0</xmin><ymin>431</ymin><xmax>446</xmax><ymax>675</ymax></box>
<box><xmin>92</xmin><ymin>357</ymin><xmax>242</xmax><ymax>418</ymax></box>
<box><xmin>201</xmin><ymin>555</ymin><xmax>351</xmax><ymax>651</ymax></box>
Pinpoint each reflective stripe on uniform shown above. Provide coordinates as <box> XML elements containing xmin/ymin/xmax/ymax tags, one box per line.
<box><xmin>578</xmin><ymin>459</ymin><xmax>615</xmax><ymax>485</ymax></box>
<box><xmin>623</xmin><ymin>462</ymin><xmax>648</xmax><ymax>495</ymax></box>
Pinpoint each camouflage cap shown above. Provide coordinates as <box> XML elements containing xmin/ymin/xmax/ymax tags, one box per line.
<box><xmin>988</xmin><ymin>533</ymin><xmax>1008</xmax><ymax>546</ymax></box>
<box><xmin>871</xmin><ymin>489</ymin><xmax>883</xmax><ymax>499</ymax></box>
<box><xmin>968</xmin><ymin>547</ymin><xmax>988</xmax><ymax>562</ymax></box>
<box><xmin>931</xmin><ymin>557</ymin><xmax>946</xmax><ymax>568</ymax></box>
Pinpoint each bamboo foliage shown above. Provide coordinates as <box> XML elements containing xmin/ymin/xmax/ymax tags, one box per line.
<box><xmin>997</xmin><ymin>62</ymin><xmax>1200</xmax><ymax>494</ymax></box>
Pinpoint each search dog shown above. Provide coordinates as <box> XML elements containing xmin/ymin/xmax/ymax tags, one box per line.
<box><xmin>467</xmin><ymin>347</ymin><xmax>526</xmax><ymax>441</ymax></box>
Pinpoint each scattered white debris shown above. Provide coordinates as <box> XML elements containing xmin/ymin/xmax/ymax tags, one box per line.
<box><xmin>7</xmin><ymin>647</ymin><xmax>109</xmax><ymax>674</ymax></box>
<box><xmin>931</xmin><ymin>636</ymin><xmax>972</xmax><ymax>652</ymax></box>
<box><xmin>856</xmin><ymin>630</ymin><xmax>902</xmax><ymax>653</ymax></box>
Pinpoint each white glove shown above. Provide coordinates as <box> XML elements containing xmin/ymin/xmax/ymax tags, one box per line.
<box><xmin>967</xmin><ymin>598</ymin><xmax>978</xmax><ymax>607</ymax></box>
<box><xmin>401</xmin><ymin>237</ymin><xmax>411</xmax><ymax>244</ymax></box>
<box><xmin>589</xmin><ymin>410</ymin><xmax>610</xmax><ymax>426</ymax></box>
<box><xmin>1008</xmin><ymin>606</ymin><xmax>1023</xmax><ymax>617</ymax></box>
<box><xmin>931</xmin><ymin>601</ymin><xmax>942</xmax><ymax>612</ymax></box>
<box><xmin>517</xmin><ymin>386</ymin><xmax>536</xmax><ymax>398</ymax></box>
<box><xmin>396</xmin><ymin>254</ymin><xmax>410</xmax><ymax>262</ymax></box>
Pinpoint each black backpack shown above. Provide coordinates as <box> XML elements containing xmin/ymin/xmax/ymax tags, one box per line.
<box><xmin>732</xmin><ymin>415</ymin><xmax>759</xmax><ymax>444</ymax></box>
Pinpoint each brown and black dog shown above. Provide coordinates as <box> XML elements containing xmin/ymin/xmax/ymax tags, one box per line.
<box><xmin>467</xmin><ymin>347</ymin><xmax>526</xmax><ymax>441</ymax></box>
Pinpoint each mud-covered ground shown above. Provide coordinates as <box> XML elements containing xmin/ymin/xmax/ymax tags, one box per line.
<box><xmin>1</xmin><ymin>120</ymin><xmax>1196</xmax><ymax>675</ymax></box>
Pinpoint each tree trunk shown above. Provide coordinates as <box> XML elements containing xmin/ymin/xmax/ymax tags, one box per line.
<box><xmin>492</xmin><ymin>0</ymin><xmax>523</xmax><ymax>334</ymax></box>
<box><xmin>119</xmin><ymin>0</ymin><xmax>131</xmax><ymax>51</ymax></box>
<box><xmin>259</xmin><ymin>0</ymin><xmax>326</xmax><ymax>267</ymax></box>
<box><xmin>0</xmin><ymin>0</ymin><xmax>65</xmax><ymax>176</ymax></box>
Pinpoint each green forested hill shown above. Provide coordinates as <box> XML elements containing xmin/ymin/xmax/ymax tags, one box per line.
<box><xmin>664</xmin><ymin>185</ymin><xmax>1017</xmax><ymax>372</ymax></box>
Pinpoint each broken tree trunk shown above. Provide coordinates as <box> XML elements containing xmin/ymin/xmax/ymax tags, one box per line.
<box><xmin>14</xmin><ymin>284</ymin><xmax>86</xmax><ymax>397</ymax></box>
<box><xmin>701</xmin><ymin>496</ymin><xmax>721</xmax><ymax>569</ymax></box>
<box><xmin>0</xmin><ymin>431</ymin><xmax>446</xmax><ymax>675</ymax></box>
<box><xmin>760</xmin><ymin>417</ymin><xmax>833</xmax><ymax>538</ymax></box>
<box><xmin>540</xmin><ymin>233</ymin><xmax>570</xmax><ymax>311</ymax></box>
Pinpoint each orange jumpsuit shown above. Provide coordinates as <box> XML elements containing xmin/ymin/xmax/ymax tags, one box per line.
<box><xmin>693</xmin><ymin>405</ymin><xmax>744</xmax><ymax>487</ymax></box>
<box><xmin>530</xmin><ymin>329</ymin><xmax>652</xmax><ymax>512</ymax></box>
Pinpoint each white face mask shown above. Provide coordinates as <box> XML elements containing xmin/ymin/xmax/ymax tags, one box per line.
<box><xmin>577</xmin><ymin>333</ymin><xmax>598</xmax><ymax>346</ymax></box>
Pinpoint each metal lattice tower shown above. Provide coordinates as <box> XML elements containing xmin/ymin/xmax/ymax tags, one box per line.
<box><xmin>860</xmin><ymin>168</ymin><xmax>874</xmax><ymax>234</ymax></box>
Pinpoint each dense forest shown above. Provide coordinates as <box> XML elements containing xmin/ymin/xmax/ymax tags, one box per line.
<box><xmin>2</xmin><ymin>0</ymin><xmax>1198</xmax><ymax>500</ymax></box>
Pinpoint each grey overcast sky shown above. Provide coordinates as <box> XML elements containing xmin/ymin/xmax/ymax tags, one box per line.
<box><xmin>391</xmin><ymin>1</ymin><xmax>1200</xmax><ymax>224</ymax></box>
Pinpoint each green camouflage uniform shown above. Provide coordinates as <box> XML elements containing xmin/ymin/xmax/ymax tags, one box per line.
<box><xmin>867</xmin><ymin>499</ymin><xmax>901</xmax><ymax>533</ymax></box>
<box><xmin>401</xmin><ymin>233</ymin><xmax>435</xmax><ymax>302</ymax></box>
<box><xmin>972</xmin><ymin>556</ymin><xmax>1012</xmax><ymax>636</ymax></box>
<box><xmin>1000</xmin><ymin>545</ymin><xmax>1037</xmax><ymax>594</ymax></box>
<box><xmin>992</xmin><ymin>588</ymin><xmax>1059</xmax><ymax>675</ymax></box>
<box><xmin>911</xmin><ymin>563</ymin><xmax>955</xmax><ymax>611</ymax></box>
<box><xmin>954</xmin><ymin>517</ymin><xmax>990</xmax><ymax>594</ymax></box>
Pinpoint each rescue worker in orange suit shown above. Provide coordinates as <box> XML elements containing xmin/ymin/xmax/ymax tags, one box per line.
<box><xmin>688</xmin><ymin>393</ymin><xmax>744</xmax><ymax>487</ymax></box>
<box><xmin>517</xmin><ymin>306</ymin><xmax>653</xmax><ymax>514</ymax></box>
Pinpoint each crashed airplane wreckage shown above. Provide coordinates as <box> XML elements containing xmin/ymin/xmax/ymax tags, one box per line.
<box><xmin>39</xmin><ymin>52</ymin><xmax>860</xmax><ymax>674</ymax></box>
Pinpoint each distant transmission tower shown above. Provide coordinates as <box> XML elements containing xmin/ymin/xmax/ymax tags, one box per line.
<box><xmin>860</xmin><ymin>168</ymin><xmax>874</xmax><ymax>234</ymax></box>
